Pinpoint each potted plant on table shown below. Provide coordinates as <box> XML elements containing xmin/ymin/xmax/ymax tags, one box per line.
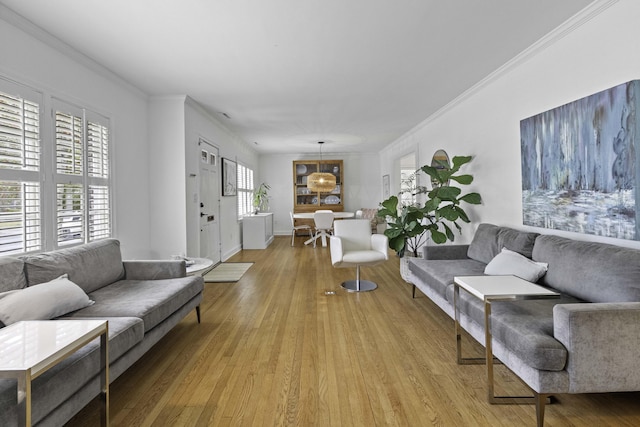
<box><xmin>253</xmin><ymin>183</ymin><xmax>270</xmax><ymax>214</ymax></box>
<box><xmin>377</xmin><ymin>155</ymin><xmax>481</xmax><ymax>280</ymax></box>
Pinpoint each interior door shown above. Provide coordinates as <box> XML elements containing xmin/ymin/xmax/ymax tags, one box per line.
<box><xmin>199</xmin><ymin>140</ymin><xmax>221</xmax><ymax>264</ymax></box>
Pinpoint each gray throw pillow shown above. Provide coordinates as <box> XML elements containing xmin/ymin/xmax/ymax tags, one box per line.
<box><xmin>484</xmin><ymin>248</ymin><xmax>548</xmax><ymax>283</ymax></box>
<box><xmin>0</xmin><ymin>274</ymin><xmax>94</xmax><ymax>325</ymax></box>
<box><xmin>0</xmin><ymin>257</ymin><xmax>26</xmax><ymax>292</ymax></box>
<box><xmin>467</xmin><ymin>223</ymin><xmax>502</xmax><ymax>263</ymax></box>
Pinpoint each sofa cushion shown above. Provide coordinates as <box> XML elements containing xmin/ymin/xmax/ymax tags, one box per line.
<box><xmin>0</xmin><ymin>316</ymin><xmax>143</xmax><ymax>426</ymax></box>
<box><xmin>445</xmin><ymin>284</ymin><xmax>581</xmax><ymax>371</ymax></box>
<box><xmin>66</xmin><ymin>276</ymin><xmax>204</xmax><ymax>332</ymax></box>
<box><xmin>0</xmin><ymin>257</ymin><xmax>26</xmax><ymax>293</ymax></box>
<box><xmin>409</xmin><ymin>258</ymin><xmax>486</xmax><ymax>300</ymax></box>
<box><xmin>489</xmin><ymin>298</ymin><xmax>581</xmax><ymax>371</ymax></box>
<box><xmin>533</xmin><ymin>235</ymin><xmax>640</xmax><ymax>303</ymax></box>
<box><xmin>467</xmin><ymin>223</ymin><xmax>539</xmax><ymax>264</ymax></box>
<box><xmin>0</xmin><ymin>274</ymin><xmax>94</xmax><ymax>325</ymax></box>
<box><xmin>484</xmin><ymin>248</ymin><xmax>548</xmax><ymax>283</ymax></box>
<box><xmin>20</xmin><ymin>239</ymin><xmax>125</xmax><ymax>293</ymax></box>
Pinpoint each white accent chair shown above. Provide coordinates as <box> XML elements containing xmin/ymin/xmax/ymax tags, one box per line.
<box><xmin>290</xmin><ymin>212</ymin><xmax>312</xmax><ymax>246</ymax></box>
<box><xmin>330</xmin><ymin>219</ymin><xmax>389</xmax><ymax>292</ymax></box>
<box><xmin>312</xmin><ymin>211</ymin><xmax>334</xmax><ymax>248</ymax></box>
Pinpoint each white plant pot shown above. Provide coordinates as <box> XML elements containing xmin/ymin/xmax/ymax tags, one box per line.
<box><xmin>400</xmin><ymin>254</ymin><xmax>420</xmax><ymax>283</ymax></box>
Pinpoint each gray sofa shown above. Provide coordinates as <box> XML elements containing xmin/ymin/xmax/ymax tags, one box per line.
<box><xmin>408</xmin><ymin>223</ymin><xmax>640</xmax><ymax>426</ymax></box>
<box><xmin>0</xmin><ymin>239</ymin><xmax>204</xmax><ymax>426</ymax></box>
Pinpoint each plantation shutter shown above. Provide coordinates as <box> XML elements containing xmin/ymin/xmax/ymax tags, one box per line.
<box><xmin>236</xmin><ymin>163</ymin><xmax>254</xmax><ymax>217</ymax></box>
<box><xmin>54</xmin><ymin>100</ymin><xmax>85</xmax><ymax>246</ymax></box>
<box><xmin>55</xmin><ymin>111</ymin><xmax>83</xmax><ymax>175</ymax></box>
<box><xmin>86</xmin><ymin>113</ymin><xmax>110</xmax><ymax>241</ymax></box>
<box><xmin>0</xmin><ymin>82</ymin><xmax>42</xmax><ymax>255</ymax></box>
<box><xmin>56</xmin><ymin>183</ymin><xmax>84</xmax><ymax>245</ymax></box>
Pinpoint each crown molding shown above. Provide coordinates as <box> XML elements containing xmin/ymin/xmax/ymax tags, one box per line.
<box><xmin>397</xmin><ymin>0</ymin><xmax>619</xmax><ymax>141</ymax></box>
<box><xmin>0</xmin><ymin>3</ymin><xmax>148</xmax><ymax>100</ymax></box>
<box><xmin>184</xmin><ymin>96</ymin><xmax>258</xmax><ymax>155</ymax></box>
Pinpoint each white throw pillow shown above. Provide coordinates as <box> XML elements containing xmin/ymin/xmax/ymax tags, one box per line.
<box><xmin>0</xmin><ymin>274</ymin><xmax>94</xmax><ymax>326</ymax></box>
<box><xmin>484</xmin><ymin>248</ymin><xmax>549</xmax><ymax>283</ymax></box>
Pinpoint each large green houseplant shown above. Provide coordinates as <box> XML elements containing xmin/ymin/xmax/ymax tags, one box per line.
<box><xmin>377</xmin><ymin>155</ymin><xmax>481</xmax><ymax>258</ymax></box>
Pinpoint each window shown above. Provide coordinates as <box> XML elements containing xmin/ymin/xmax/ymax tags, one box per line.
<box><xmin>54</xmin><ymin>99</ymin><xmax>111</xmax><ymax>247</ymax></box>
<box><xmin>0</xmin><ymin>76</ymin><xmax>112</xmax><ymax>256</ymax></box>
<box><xmin>237</xmin><ymin>163</ymin><xmax>254</xmax><ymax>217</ymax></box>
<box><xmin>0</xmin><ymin>82</ymin><xmax>42</xmax><ymax>255</ymax></box>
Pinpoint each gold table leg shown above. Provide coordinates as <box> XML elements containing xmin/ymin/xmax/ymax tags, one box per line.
<box><xmin>100</xmin><ymin>324</ymin><xmax>110</xmax><ymax>427</ymax></box>
<box><xmin>454</xmin><ymin>284</ymin><xmax>486</xmax><ymax>365</ymax></box>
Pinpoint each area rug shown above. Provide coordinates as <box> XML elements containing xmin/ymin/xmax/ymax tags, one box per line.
<box><xmin>203</xmin><ymin>262</ymin><xmax>254</xmax><ymax>282</ymax></box>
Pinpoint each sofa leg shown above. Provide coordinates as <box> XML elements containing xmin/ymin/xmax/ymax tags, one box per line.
<box><xmin>412</xmin><ymin>284</ymin><xmax>416</xmax><ymax>298</ymax></box>
<box><xmin>535</xmin><ymin>392</ymin><xmax>548</xmax><ymax>427</ymax></box>
<box><xmin>196</xmin><ymin>305</ymin><xmax>201</xmax><ymax>323</ymax></box>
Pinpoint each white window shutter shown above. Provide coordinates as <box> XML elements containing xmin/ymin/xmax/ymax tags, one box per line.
<box><xmin>0</xmin><ymin>82</ymin><xmax>42</xmax><ymax>255</ymax></box>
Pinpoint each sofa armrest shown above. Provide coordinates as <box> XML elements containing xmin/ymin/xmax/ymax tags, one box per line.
<box><xmin>123</xmin><ymin>260</ymin><xmax>187</xmax><ymax>280</ymax></box>
<box><xmin>553</xmin><ymin>302</ymin><xmax>640</xmax><ymax>393</ymax></box>
<box><xmin>422</xmin><ymin>244</ymin><xmax>469</xmax><ymax>260</ymax></box>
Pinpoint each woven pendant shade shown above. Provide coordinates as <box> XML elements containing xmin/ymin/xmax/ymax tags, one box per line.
<box><xmin>307</xmin><ymin>172</ymin><xmax>336</xmax><ymax>192</ymax></box>
<box><xmin>307</xmin><ymin>141</ymin><xmax>337</xmax><ymax>192</ymax></box>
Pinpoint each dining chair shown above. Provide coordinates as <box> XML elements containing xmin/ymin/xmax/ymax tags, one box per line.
<box><xmin>312</xmin><ymin>211</ymin><xmax>334</xmax><ymax>248</ymax></box>
<box><xmin>290</xmin><ymin>212</ymin><xmax>312</xmax><ymax>246</ymax></box>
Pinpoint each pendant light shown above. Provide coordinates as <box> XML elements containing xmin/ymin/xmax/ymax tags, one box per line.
<box><xmin>307</xmin><ymin>141</ymin><xmax>337</xmax><ymax>192</ymax></box>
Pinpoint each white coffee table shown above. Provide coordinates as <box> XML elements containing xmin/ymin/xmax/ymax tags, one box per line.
<box><xmin>0</xmin><ymin>320</ymin><xmax>109</xmax><ymax>426</ymax></box>
<box><xmin>453</xmin><ymin>275</ymin><xmax>559</xmax><ymax>404</ymax></box>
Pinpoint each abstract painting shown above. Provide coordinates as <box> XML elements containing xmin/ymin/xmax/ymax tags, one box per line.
<box><xmin>521</xmin><ymin>80</ymin><xmax>639</xmax><ymax>240</ymax></box>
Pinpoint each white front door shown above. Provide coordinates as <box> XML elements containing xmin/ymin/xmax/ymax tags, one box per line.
<box><xmin>199</xmin><ymin>140</ymin><xmax>221</xmax><ymax>264</ymax></box>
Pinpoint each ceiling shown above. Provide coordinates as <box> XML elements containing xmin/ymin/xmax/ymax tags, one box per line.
<box><xmin>1</xmin><ymin>0</ymin><xmax>594</xmax><ymax>154</ymax></box>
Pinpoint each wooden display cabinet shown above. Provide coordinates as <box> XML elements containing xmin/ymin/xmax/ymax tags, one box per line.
<box><xmin>293</xmin><ymin>160</ymin><xmax>344</xmax><ymax>234</ymax></box>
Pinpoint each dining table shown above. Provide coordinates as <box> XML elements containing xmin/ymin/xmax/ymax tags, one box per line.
<box><xmin>293</xmin><ymin>211</ymin><xmax>355</xmax><ymax>246</ymax></box>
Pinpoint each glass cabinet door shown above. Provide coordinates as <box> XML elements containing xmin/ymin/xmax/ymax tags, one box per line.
<box><xmin>318</xmin><ymin>161</ymin><xmax>342</xmax><ymax>207</ymax></box>
<box><xmin>293</xmin><ymin>160</ymin><xmax>343</xmax><ymax>211</ymax></box>
<box><xmin>294</xmin><ymin>161</ymin><xmax>318</xmax><ymax>207</ymax></box>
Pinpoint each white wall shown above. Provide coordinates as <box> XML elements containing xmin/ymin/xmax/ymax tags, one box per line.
<box><xmin>148</xmin><ymin>96</ymin><xmax>188</xmax><ymax>259</ymax></box>
<box><xmin>259</xmin><ymin>152</ymin><xmax>381</xmax><ymax>235</ymax></box>
<box><xmin>148</xmin><ymin>97</ymin><xmax>259</xmax><ymax>260</ymax></box>
<box><xmin>184</xmin><ymin>98</ymin><xmax>259</xmax><ymax>261</ymax></box>
<box><xmin>0</xmin><ymin>8</ymin><xmax>152</xmax><ymax>258</ymax></box>
<box><xmin>380</xmin><ymin>0</ymin><xmax>640</xmax><ymax>250</ymax></box>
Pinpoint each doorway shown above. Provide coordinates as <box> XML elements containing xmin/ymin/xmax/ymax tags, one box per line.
<box><xmin>199</xmin><ymin>139</ymin><xmax>221</xmax><ymax>264</ymax></box>
<box><xmin>399</xmin><ymin>153</ymin><xmax>417</xmax><ymax>206</ymax></box>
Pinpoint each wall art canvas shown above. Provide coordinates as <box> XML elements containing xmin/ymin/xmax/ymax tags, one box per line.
<box><xmin>222</xmin><ymin>157</ymin><xmax>237</xmax><ymax>196</ymax></box>
<box><xmin>521</xmin><ymin>80</ymin><xmax>639</xmax><ymax>240</ymax></box>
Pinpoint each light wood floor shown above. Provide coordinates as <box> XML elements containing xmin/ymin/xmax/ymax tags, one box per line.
<box><xmin>68</xmin><ymin>235</ymin><xmax>640</xmax><ymax>426</ymax></box>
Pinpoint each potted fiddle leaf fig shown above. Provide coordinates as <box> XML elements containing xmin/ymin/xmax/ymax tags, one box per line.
<box><xmin>377</xmin><ymin>155</ymin><xmax>481</xmax><ymax>259</ymax></box>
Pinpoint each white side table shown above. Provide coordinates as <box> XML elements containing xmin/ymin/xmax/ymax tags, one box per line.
<box><xmin>453</xmin><ymin>275</ymin><xmax>559</xmax><ymax>405</ymax></box>
<box><xmin>0</xmin><ymin>320</ymin><xmax>109</xmax><ymax>426</ymax></box>
<box><xmin>185</xmin><ymin>257</ymin><xmax>214</xmax><ymax>276</ymax></box>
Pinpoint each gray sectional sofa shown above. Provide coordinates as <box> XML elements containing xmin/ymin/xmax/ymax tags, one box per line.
<box><xmin>0</xmin><ymin>239</ymin><xmax>204</xmax><ymax>426</ymax></box>
<box><xmin>408</xmin><ymin>223</ymin><xmax>640</xmax><ymax>426</ymax></box>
